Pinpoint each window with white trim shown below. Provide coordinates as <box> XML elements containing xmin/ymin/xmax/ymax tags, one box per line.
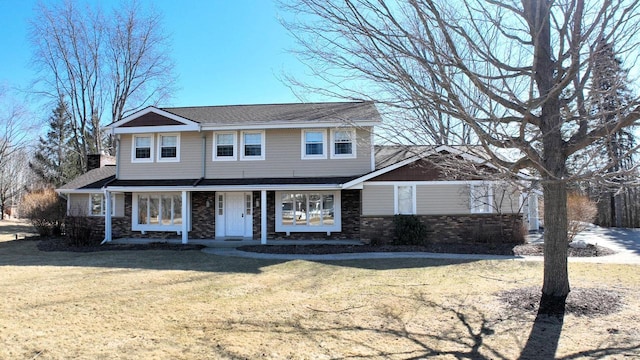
<box><xmin>302</xmin><ymin>130</ymin><xmax>326</xmax><ymax>159</ymax></box>
<box><xmin>241</xmin><ymin>131</ymin><xmax>265</xmax><ymax>160</ymax></box>
<box><xmin>213</xmin><ymin>132</ymin><xmax>237</xmax><ymax>161</ymax></box>
<box><xmin>330</xmin><ymin>129</ymin><xmax>356</xmax><ymax>158</ymax></box>
<box><xmin>89</xmin><ymin>193</ymin><xmax>115</xmax><ymax>216</ymax></box>
<box><xmin>276</xmin><ymin>191</ymin><xmax>340</xmax><ymax>232</ymax></box>
<box><xmin>470</xmin><ymin>183</ymin><xmax>493</xmax><ymax>213</ymax></box>
<box><xmin>133</xmin><ymin>193</ymin><xmax>183</xmax><ymax>231</ymax></box>
<box><xmin>132</xmin><ymin>135</ymin><xmax>154</xmax><ymax>162</ymax></box>
<box><xmin>158</xmin><ymin>134</ymin><xmax>179</xmax><ymax>162</ymax></box>
<box><xmin>395</xmin><ymin>185</ymin><xmax>416</xmax><ymax>215</ymax></box>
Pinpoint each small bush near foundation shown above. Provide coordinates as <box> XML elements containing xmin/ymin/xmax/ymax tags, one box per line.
<box><xmin>21</xmin><ymin>188</ymin><xmax>65</xmax><ymax>236</ymax></box>
<box><xmin>393</xmin><ymin>215</ymin><xmax>428</xmax><ymax>245</ymax></box>
<box><xmin>65</xmin><ymin>216</ymin><xmax>100</xmax><ymax>247</ymax></box>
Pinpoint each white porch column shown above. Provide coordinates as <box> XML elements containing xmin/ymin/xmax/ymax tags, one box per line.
<box><xmin>261</xmin><ymin>190</ymin><xmax>267</xmax><ymax>244</ymax></box>
<box><xmin>181</xmin><ymin>191</ymin><xmax>188</xmax><ymax>244</ymax></box>
<box><xmin>103</xmin><ymin>189</ymin><xmax>112</xmax><ymax>243</ymax></box>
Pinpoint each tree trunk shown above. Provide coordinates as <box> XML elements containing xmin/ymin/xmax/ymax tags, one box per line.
<box><xmin>541</xmin><ymin>180</ymin><xmax>570</xmax><ymax>313</ymax></box>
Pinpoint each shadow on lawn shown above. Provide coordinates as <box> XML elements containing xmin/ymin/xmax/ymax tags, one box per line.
<box><xmin>212</xmin><ymin>292</ymin><xmax>639</xmax><ymax>359</ymax></box>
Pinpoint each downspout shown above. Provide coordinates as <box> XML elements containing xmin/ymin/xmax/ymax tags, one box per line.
<box><xmin>115</xmin><ymin>133</ymin><xmax>120</xmax><ymax>179</ymax></box>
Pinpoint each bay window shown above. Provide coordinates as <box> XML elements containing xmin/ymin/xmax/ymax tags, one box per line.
<box><xmin>133</xmin><ymin>193</ymin><xmax>184</xmax><ymax>231</ymax></box>
<box><xmin>276</xmin><ymin>191</ymin><xmax>340</xmax><ymax>232</ymax></box>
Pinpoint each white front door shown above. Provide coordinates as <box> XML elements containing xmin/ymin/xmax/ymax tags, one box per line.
<box><xmin>225</xmin><ymin>192</ymin><xmax>245</xmax><ymax>237</ymax></box>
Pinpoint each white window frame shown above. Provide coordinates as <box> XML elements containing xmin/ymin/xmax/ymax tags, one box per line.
<box><xmin>275</xmin><ymin>191</ymin><xmax>341</xmax><ymax>233</ymax></box>
<box><xmin>394</xmin><ymin>184</ymin><xmax>417</xmax><ymax>215</ymax></box>
<box><xmin>240</xmin><ymin>130</ymin><xmax>265</xmax><ymax>161</ymax></box>
<box><xmin>301</xmin><ymin>129</ymin><xmax>327</xmax><ymax>159</ymax></box>
<box><xmin>132</xmin><ymin>192</ymin><xmax>189</xmax><ymax>232</ymax></box>
<box><xmin>89</xmin><ymin>193</ymin><xmax>115</xmax><ymax>217</ymax></box>
<box><xmin>213</xmin><ymin>131</ymin><xmax>237</xmax><ymax>161</ymax></box>
<box><xmin>157</xmin><ymin>133</ymin><xmax>180</xmax><ymax>162</ymax></box>
<box><xmin>330</xmin><ymin>128</ymin><xmax>357</xmax><ymax>159</ymax></box>
<box><xmin>131</xmin><ymin>134</ymin><xmax>154</xmax><ymax>163</ymax></box>
<box><xmin>470</xmin><ymin>182</ymin><xmax>494</xmax><ymax>214</ymax></box>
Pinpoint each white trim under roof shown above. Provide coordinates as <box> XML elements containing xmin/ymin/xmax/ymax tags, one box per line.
<box><xmin>200</xmin><ymin>120</ymin><xmax>380</xmax><ymax>131</ymax></box>
<box><xmin>105</xmin><ymin>107</ymin><xmax>201</xmax><ymax>133</ymax></box>
<box><xmin>105</xmin><ymin>184</ymin><xmax>343</xmax><ymax>193</ymax></box>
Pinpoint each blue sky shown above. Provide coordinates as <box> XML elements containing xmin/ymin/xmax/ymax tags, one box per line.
<box><xmin>0</xmin><ymin>0</ymin><xmax>322</xmax><ymax>111</ymax></box>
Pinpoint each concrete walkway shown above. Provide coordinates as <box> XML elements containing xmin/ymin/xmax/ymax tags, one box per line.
<box><xmin>202</xmin><ymin>225</ymin><xmax>640</xmax><ymax>265</ymax></box>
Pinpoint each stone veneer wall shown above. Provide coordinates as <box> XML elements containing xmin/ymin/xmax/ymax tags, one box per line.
<box><xmin>266</xmin><ymin>190</ymin><xmax>361</xmax><ymax>240</ymax></box>
<box><xmin>360</xmin><ymin>214</ymin><xmax>525</xmax><ymax>245</ymax></box>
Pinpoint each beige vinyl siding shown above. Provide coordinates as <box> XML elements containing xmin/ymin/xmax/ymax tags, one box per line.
<box><xmin>119</xmin><ymin>132</ymin><xmax>203</xmax><ymax>180</ymax></box>
<box><xmin>416</xmin><ymin>184</ymin><xmax>469</xmax><ymax>214</ymax></box>
<box><xmin>206</xmin><ymin>127</ymin><xmax>372</xmax><ymax>179</ymax></box>
<box><xmin>118</xmin><ymin>127</ymin><xmax>372</xmax><ymax>180</ymax></box>
<box><xmin>67</xmin><ymin>193</ymin><xmax>125</xmax><ymax>217</ymax></box>
<box><xmin>362</xmin><ymin>184</ymin><xmax>394</xmax><ymax>215</ymax></box>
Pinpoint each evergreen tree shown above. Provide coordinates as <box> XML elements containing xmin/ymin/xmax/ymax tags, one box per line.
<box><xmin>588</xmin><ymin>39</ymin><xmax>638</xmax><ymax>227</ymax></box>
<box><xmin>30</xmin><ymin>99</ymin><xmax>82</xmax><ymax>187</ymax></box>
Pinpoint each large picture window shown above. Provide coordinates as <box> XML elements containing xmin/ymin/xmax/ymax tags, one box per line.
<box><xmin>133</xmin><ymin>193</ymin><xmax>184</xmax><ymax>231</ymax></box>
<box><xmin>276</xmin><ymin>191</ymin><xmax>341</xmax><ymax>233</ymax></box>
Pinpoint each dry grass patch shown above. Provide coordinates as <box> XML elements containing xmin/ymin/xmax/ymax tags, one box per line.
<box><xmin>0</xmin><ymin>237</ymin><xmax>638</xmax><ymax>359</ymax></box>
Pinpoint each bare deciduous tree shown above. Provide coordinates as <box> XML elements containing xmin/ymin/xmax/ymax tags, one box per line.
<box><xmin>29</xmin><ymin>0</ymin><xmax>175</xmax><ymax>173</ymax></box>
<box><xmin>281</xmin><ymin>0</ymin><xmax>640</xmax><ymax>311</ymax></box>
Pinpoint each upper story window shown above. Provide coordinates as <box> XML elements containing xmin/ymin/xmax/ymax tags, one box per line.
<box><xmin>158</xmin><ymin>134</ymin><xmax>180</xmax><ymax>162</ymax></box>
<box><xmin>331</xmin><ymin>129</ymin><xmax>356</xmax><ymax>158</ymax></box>
<box><xmin>302</xmin><ymin>130</ymin><xmax>327</xmax><ymax>159</ymax></box>
<box><xmin>395</xmin><ymin>185</ymin><xmax>416</xmax><ymax>215</ymax></box>
<box><xmin>132</xmin><ymin>135</ymin><xmax>154</xmax><ymax>163</ymax></box>
<box><xmin>214</xmin><ymin>132</ymin><xmax>237</xmax><ymax>161</ymax></box>
<box><xmin>241</xmin><ymin>131</ymin><xmax>265</xmax><ymax>160</ymax></box>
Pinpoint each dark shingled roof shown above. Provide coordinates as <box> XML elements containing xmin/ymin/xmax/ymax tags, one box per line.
<box><xmin>161</xmin><ymin>101</ymin><xmax>380</xmax><ymax>126</ymax></box>
<box><xmin>107</xmin><ymin>176</ymin><xmax>359</xmax><ymax>188</ymax></box>
<box><xmin>57</xmin><ymin>166</ymin><xmax>116</xmax><ymax>191</ymax></box>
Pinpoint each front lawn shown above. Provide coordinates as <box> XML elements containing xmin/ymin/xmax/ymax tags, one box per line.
<box><xmin>0</xmin><ymin>238</ymin><xmax>638</xmax><ymax>359</ymax></box>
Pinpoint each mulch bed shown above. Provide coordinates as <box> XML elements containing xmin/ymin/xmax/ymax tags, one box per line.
<box><xmin>237</xmin><ymin>242</ymin><xmax>616</xmax><ymax>257</ymax></box>
<box><xmin>499</xmin><ymin>286</ymin><xmax>623</xmax><ymax>317</ymax></box>
<box><xmin>37</xmin><ymin>238</ymin><xmax>205</xmax><ymax>252</ymax></box>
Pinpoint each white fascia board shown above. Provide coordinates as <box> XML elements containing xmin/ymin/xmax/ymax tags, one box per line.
<box><xmin>201</xmin><ymin>120</ymin><xmax>380</xmax><ymax>131</ymax></box>
<box><xmin>106</xmin><ymin>184</ymin><xmax>343</xmax><ymax>193</ymax></box>
<box><xmin>113</xmin><ymin>124</ymin><xmax>200</xmax><ymax>134</ymax></box>
<box><xmin>56</xmin><ymin>189</ymin><xmax>104</xmax><ymax>194</ymax></box>
<box><xmin>105</xmin><ymin>107</ymin><xmax>201</xmax><ymax>132</ymax></box>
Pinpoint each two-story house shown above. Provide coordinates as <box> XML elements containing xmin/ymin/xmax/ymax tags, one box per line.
<box><xmin>57</xmin><ymin>101</ymin><xmax>537</xmax><ymax>245</ymax></box>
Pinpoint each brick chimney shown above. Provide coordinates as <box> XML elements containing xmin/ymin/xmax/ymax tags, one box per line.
<box><xmin>87</xmin><ymin>154</ymin><xmax>116</xmax><ymax>171</ymax></box>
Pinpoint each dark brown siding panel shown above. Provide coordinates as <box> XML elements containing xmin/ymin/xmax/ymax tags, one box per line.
<box><xmin>121</xmin><ymin>112</ymin><xmax>186</xmax><ymax>127</ymax></box>
<box><xmin>372</xmin><ymin>159</ymin><xmax>444</xmax><ymax>181</ymax></box>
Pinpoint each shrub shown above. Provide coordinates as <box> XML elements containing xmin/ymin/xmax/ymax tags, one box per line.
<box><xmin>21</xmin><ymin>188</ymin><xmax>66</xmax><ymax>236</ymax></box>
<box><xmin>65</xmin><ymin>216</ymin><xmax>100</xmax><ymax>247</ymax></box>
<box><xmin>567</xmin><ymin>192</ymin><xmax>598</xmax><ymax>242</ymax></box>
<box><xmin>393</xmin><ymin>215</ymin><xmax>428</xmax><ymax>245</ymax></box>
